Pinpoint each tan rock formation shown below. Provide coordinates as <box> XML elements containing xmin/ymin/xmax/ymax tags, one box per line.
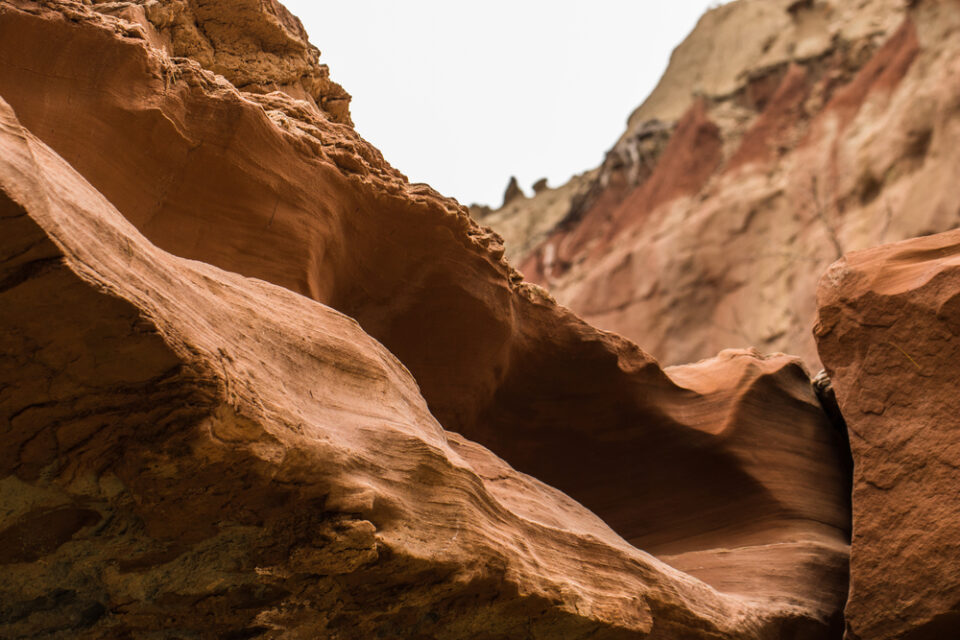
<box><xmin>815</xmin><ymin>228</ymin><xmax>960</xmax><ymax>640</ymax></box>
<box><xmin>622</xmin><ymin>0</ymin><xmax>905</xmax><ymax>134</ymax></box>
<box><xmin>0</xmin><ymin>0</ymin><xmax>855</xmax><ymax>636</ymax></box>
<box><xmin>90</xmin><ymin>0</ymin><xmax>353</xmax><ymax>123</ymax></box>
<box><xmin>473</xmin><ymin>169</ymin><xmax>597</xmax><ymax>264</ymax></box>
<box><xmin>482</xmin><ymin>0</ymin><xmax>960</xmax><ymax>369</ymax></box>
<box><xmin>501</xmin><ymin>175</ymin><xmax>526</xmax><ymax>207</ymax></box>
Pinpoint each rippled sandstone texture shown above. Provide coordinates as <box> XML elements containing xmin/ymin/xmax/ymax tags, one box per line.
<box><xmin>1</xmin><ymin>0</ymin><xmax>852</xmax><ymax>637</ymax></box>
<box><xmin>483</xmin><ymin>0</ymin><xmax>960</xmax><ymax>369</ymax></box>
<box><xmin>815</xmin><ymin>229</ymin><xmax>960</xmax><ymax>640</ymax></box>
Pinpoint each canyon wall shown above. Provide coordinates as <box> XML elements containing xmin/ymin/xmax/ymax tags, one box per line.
<box><xmin>0</xmin><ymin>0</ymin><xmax>857</xmax><ymax>637</ymax></box>
<box><xmin>487</xmin><ymin>0</ymin><xmax>960</xmax><ymax>368</ymax></box>
<box><xmin>7</xmin><ymin>0</ymin><xmax>960</xmax><ymax>638</ymax></box>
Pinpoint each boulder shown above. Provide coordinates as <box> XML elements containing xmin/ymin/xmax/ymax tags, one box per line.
<box><xmin>815</xmin><ymin>228</ymin><xmax>960</xmax><ymax>639</ymax></box>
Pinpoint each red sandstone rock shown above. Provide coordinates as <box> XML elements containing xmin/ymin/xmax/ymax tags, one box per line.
<box><xmin>0</xmin><ymin>91</ymin><xmax>847</xmax><ymax>638</ymax></box>
<box><xmin>0</xmin><ymin>0</ymin><xmax>855</xmax><ymax>637</ymax></box>
<box><xmin>816</xmin><ymin>228</ymin><xmax>960</xmax><ymax>640</ymax></box>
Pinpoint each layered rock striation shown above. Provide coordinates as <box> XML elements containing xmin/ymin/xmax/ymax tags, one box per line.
<box><xmin>0</xmin><ymin>0</ymin><xmax>858</xmax><ymax>637</ymax></box>
<box><xmin>482</xmin><ymin>0</ymin><xmax>960</xmax><ymax>369</ymax></box>
<box><xmin>0</xmin><ymin>94</ymin><xmax>748</xmax><ymax>639</ymax></box>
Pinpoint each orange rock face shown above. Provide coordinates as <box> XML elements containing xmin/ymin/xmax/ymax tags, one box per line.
<box><xmin>815</xmin><ymin>229</ymin><xmax>960</xmax><ymax>640</ymax></box>
<box><xmin>0</xmin><ymin>0</ymin><xmax>856</xmax><ymax>637</ymax></box>
<box><xmin>0</xmin><ymin>92</ymin><xmax>847</xmax><ymax>638</ymax></box>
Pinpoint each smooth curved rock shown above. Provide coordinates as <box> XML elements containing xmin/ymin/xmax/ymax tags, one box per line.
<box><xmin>815</xmin><ymin>228</ymin><xmax>960</xmax><ymax>640</ymax></box>
<box><xmin>0</xmin><ymin>93</ymin><xmax>843</xmax><ymax>639</ymax></box>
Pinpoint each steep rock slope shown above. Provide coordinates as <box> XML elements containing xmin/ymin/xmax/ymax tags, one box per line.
<box><xmin>815</xmin><ymin>228</ymin><xmax>960</xmax><ymax>640</ymax></box>
<box><xmin>0</xmin><ymin>0</ymin><xmax>852</xmax><ymax>637</ymax></box>
<box><xmin>483</xmin><ymin>0</ymin><xmax>960</xmax><ymax>368</ymax></box>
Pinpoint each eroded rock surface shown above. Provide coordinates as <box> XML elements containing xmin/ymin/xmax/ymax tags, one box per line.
<box><xmin>816</xmin><ymin>229</ymin><xmax>960</xmax><ymax>640</ymax></box>
<box><xmin>0</xmin><ymin>91</ymin><xmax>846</xmax><ymax>639</ymax></box>
<box><xmin>0</xmin><ymin>0</ymin><xmax>855</xmax><ymax>637</ymax></box>
<box><xmin>89</xmin><ymin>0</ymin><xmax>353</xmax><ymax>123</ymax></box>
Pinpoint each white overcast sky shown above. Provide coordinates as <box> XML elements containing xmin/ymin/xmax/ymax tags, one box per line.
<box><xmin>284</xmin><ymin>1</ymin><xmax>728</xmax><ymax>207</ymax></box>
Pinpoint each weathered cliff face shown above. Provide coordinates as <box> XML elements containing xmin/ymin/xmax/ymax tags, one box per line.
<box><xmin>815</xmin><ymin>229</ymin><xmax>960</xmax><ymax>640</ymax></box>
<box><xmin>485</xmin><ymin>0</ymin><xmax>960</xmax><ymax>368</ymax></box>
<box><xmin>0</xmin><ymin>0</ymin><xmax>854</xmax><ymax>637</ymax></box>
